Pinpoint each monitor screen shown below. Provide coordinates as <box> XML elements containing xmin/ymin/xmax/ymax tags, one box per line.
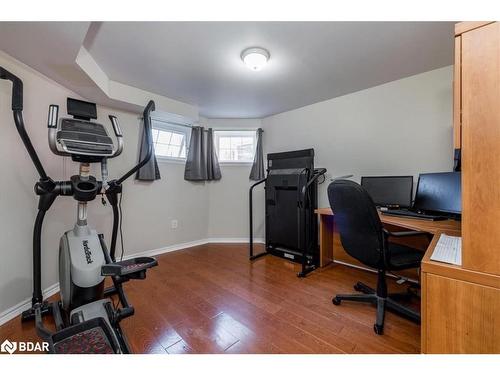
<box><xmin>361</xmin><ymin>176</ymin><xmax>413</xmax><ymax>208</ymax></box>
<box><xmin>414</xmin><ymin>172</ymin><xmax>461</xmax><ymax>214</ymax></box>
<box><xmin>67</xmin><ymin>98</ymin><xmax>97</xmax><ymax>120</ymax></box>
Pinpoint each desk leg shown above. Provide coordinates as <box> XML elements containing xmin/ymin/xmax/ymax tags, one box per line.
<box><xmin>319</xmin><ymin>214</ymin><xmax>334</xmax><ymax>267</ymax></box>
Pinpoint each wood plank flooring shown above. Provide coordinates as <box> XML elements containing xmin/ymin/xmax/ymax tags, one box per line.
<box><xmin>0</xmin><ymin>243</ymin><xmax>421</xmax><ymax>354</ymax></box>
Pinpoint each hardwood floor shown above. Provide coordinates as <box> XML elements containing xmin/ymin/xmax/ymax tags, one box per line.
<box><xmin>0</xmin><ymin>243</ymin><xmax>421</xmax><ymax>354</ymax></box>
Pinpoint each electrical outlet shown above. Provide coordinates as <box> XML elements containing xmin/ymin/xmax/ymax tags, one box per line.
<box><xmin>171</xmin><ymin>219</ymin><xmax>178</xmax><ymax>229</ymax></box>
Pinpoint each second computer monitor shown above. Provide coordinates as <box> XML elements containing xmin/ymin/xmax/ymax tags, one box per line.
<box><xmin>361</xmin><ymin>176</ymin><xmax>413</xmax><ymax>208</ymax></box>
<box><xmin>414</xmin><ymin>172</ymin><xmax>461</xmax><ymax>215</ymax></box>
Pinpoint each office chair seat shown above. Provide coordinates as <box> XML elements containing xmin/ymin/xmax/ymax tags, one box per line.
<box><xmin>387</xmin><ymin>243</ymin><xmax>424</xmax><ymax>270</ymax></box>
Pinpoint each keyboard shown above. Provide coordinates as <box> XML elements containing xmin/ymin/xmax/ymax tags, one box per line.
<box><xmin>381</xmin><ymin>209</ymin><xmax>447</xmax><ymax>221</ymax></box>
<box><xmin>430</xmin><ymin>234</ymin><xmax>462</xmax><ymax>265</ymax></box>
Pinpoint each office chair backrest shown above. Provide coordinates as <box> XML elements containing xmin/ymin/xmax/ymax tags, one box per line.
<box><xmin>327</xmin><ymin>180</ymin><xmax>384</xmax><ymax>269</ymax></box>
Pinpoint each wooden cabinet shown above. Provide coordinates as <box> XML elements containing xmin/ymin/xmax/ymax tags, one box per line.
<box><xmin>461</xmin><ymin>22</ymin><xmax>500</xmax><ymax>276</ymax></box>
<box><xmin>453</xmin><ymin>21</ymin><xmax>493</xmax><ymax>150</ymax></box>
<box><xmin>421</xmin><ymin>21</ymin><xmax>500</xmax><ymax>354</ymax></box>
<box><xmin>423</xmin><ymin>273</ymin><xmax>500</xmax><ymax>353</ymax></box>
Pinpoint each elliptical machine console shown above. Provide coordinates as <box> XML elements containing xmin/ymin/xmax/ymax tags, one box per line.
<box><xmin>48</xmin><ymin>98</ymin><xmax>121</xmax><ymax>160</ymax></box>
<box><xmin>1</xmin><ymin>66</ymin><xmax>158</xmax><ymax>354</ymax></box>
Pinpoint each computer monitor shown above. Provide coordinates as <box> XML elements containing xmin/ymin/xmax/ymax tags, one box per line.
<box><xmin>361</xmin><ymin>176</ymin><xmax>413</xmax><ymax>208</ymax></box>
<box><xmin>414</xmin><ymin>172</ymin><xmax>461</xmax><ymax>215</ymax></box>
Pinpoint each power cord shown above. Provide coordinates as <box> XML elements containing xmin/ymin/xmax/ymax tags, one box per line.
<box><xmin>119</xmin><ymin>191</ymin><xmax>125</xmax><ymax>261</ymax></box>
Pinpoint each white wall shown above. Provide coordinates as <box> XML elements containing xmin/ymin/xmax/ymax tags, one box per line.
<box><xmin>201</xmin><ymin>118</ymin><xmax>265</xmax><ymax>240</ymax></box>
<box><xmin>0</xmin><ymin>51</ymin><xmax>209</xmax><ymax>317</ymax></box>
<box><xmin>262</xmin><ymin>66</ymin><xmax>454</xmax><ymax>208</ymax></box>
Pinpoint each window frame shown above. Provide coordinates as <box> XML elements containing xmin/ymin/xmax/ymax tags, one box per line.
<box><xmin>151</xmin><ymin>119</ymin><xmax>191</xmax><ymax>163</ymax></box>
<box><xmin>213</xmin><ymin>129</ymin><xmax>258</xmax><ymax>165</ymax></box>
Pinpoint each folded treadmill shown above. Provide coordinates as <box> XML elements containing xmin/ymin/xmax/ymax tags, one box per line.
<box><xmin>249</xmin><ymin>149</ymin><xmax>326</xmax><ymax>277</ymax></box>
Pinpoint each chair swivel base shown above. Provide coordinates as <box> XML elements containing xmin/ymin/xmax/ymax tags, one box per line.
<box><xmin>332</xmin><ymin>281</ymin><xmax>420</xmax><ymax>335</ymax></box>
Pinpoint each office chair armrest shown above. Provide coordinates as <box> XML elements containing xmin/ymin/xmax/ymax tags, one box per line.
<box><xmin>383</xmin><ymin>229</ymin><xmax>429</xmax><ymax>238</ymax></box>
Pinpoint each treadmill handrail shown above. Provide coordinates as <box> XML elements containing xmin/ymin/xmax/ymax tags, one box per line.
<box><xmin>1</xmin><ymin>67</ymin><xmax>48</xmax><ymax>180</ymax></box>
<box><xmin>249</xmin><ymin>178</ymin><xmax>267</xmax><ymax>259</ymax></box>
<box><xmin>115</xmin><ymin>100</ymin><xmax>155</xmax><ymax>185</ymax></box>
<box><xmin>300</xmin><ymin>168</ymin><xmax>327</xmax><ymax>202</ymax></box>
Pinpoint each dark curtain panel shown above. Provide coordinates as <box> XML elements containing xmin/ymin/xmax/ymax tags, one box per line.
<box><xmin>249</xmin><ymin>128</ymin><xmax>265</xmax><ymax>180</ymax></box>
<box><xmin>184</xmin><ymin>126</ymin><xmax>207</xmax><ymax>181</ymax></box>
<box><xmin>206</xmin><ymin>128</ymin><xmax>222</xmax><ymax>180</ymax></box>
<box><xmin>136</xmin><ymin>120</ymin><xmax>160</xmax><ymax>181</ymax></box>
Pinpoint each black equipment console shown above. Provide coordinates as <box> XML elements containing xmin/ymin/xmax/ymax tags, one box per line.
<box><xmin>249</xmin><ymin>149</ymin><xmax>327</xmax><ymax>277</ymax></box>
<box><xmin>67</xmin><ymin>97</ymin><xmax>98</xmax><ymax>120</ymax></box>
<box><xmin>57</xmin><ymin>119</ymin><xmax>114</xmax><ymax>156</ymax></box>
<box><xmin>48</xmin><ymin>98</ymin><xmax>123</xmax><ymax>163</ymax></box>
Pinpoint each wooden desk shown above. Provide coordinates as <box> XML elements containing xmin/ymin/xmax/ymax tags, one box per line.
<box><xmin>315</xmin><ymin>207</ymin><xmax>461</xmax><ymax>271</ymax></box>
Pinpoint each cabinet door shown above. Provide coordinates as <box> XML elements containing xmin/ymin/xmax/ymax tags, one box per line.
<box><xmin>424</xmin><ymin>274</ymin><xmax>500</xmax><ymax>353</ymax></box>
<box><xmin>461</xmin><ymin>22</ymin><xmax>500</xmax><ymax>275</ymax></box>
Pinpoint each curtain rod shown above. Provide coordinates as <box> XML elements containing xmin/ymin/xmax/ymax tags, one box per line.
<box><xmin>141</xmin><ymin>116</ymin><xmax>264</xmax><ymax>132</ymax></box>
<box><xmin>140</xmin><ymin>116</ymin><xmax>193</xmax><ymax>128</ymax></box>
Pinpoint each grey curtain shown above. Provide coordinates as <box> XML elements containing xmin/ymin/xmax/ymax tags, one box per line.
<box><xmin>249</xmin><ymin>128</ymin><xmax>265</xmax><ymax>180</ymax></box>
<box><xmin>206</xmin><ymin>128</ymin><xmax>222</xmax><ymax>180</ymax></box>
<box><xmin>136</xmin><ymin>121</ymin><xmax>160</xmax><ymax>181</ymax></box>
<box><xmin>184</xmin><ymin>126</ymin><xmax>222</xmax><ymax>181</ymax></box>
<box><xmin>184</xmin><ymin>126</ymin><xmax>207</xmax><ymax>181</ymax></box>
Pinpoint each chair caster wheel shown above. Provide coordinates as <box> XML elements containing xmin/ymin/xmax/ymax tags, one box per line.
<box><xmin>332</xmin><ymin>297</ymin><xmax>341</xmax><ymax>305</ymax></box>
<box><xmin>373</xmin><ymin>324</ymin><xmax>384</xmax><ymax>335</ymax></box>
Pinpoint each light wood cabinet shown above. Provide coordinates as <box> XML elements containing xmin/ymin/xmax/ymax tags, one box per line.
<box><xmin>461</xmin><ymin>22</ymin><xmax>500</xmax><ymax>276</ymax></box>
<box><xmin>421</xmin><ymin>21</ymin><xmax>500</xmax><ymax>354</ymax></box>
<box><xmin>424</xmin><ymin>274</ymin><xmax>500</xmax><ymax>353</ymax></box>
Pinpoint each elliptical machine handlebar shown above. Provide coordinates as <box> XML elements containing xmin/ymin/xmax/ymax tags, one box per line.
<box><xmin>115</xmin><ymin>100</ymin><xmax>155</xmax><ymax>185</ymax></box>
<box><xmin>108</xmin><ymin>115</ymin><xmax>124</xmax><ymax>158</ymax></box>
<box><xmin>1</xmin><ymin>67</ymin><xmax>48</xmax><ymax>180</ymax></box>
<box><xmin>0</xmin><ymin>66</ymin><xmax>23</xmax><ymax>110</ymax></box>
<box><xmin>105</xmin><ymin>100</ymin><xmax>155</xmax><ymax>262</ymax></box>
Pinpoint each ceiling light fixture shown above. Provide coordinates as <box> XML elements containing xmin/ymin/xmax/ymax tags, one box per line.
<box><xmin>241</xmin><ymin>47</ymin><xmax>270</xmax><ymax>71</ymax></box>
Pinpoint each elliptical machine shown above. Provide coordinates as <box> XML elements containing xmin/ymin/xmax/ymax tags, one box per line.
<box><xmin>1</xmin><ymin>67</ymin><xmax>158</xmax><ymax>354</ymax></box>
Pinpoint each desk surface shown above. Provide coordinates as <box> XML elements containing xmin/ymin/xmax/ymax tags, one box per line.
<box><xmin>316</xmin><ymin>207</ymin><xmax>476</xmax><ymax>285</ymax></box>
<box><xmin>315</xmin><ymin>207</ymin><xmax>461</xmax><ymax>236</ymax></box>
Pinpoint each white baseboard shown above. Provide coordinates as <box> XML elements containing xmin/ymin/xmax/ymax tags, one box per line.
<box><xmin>207</xmin><ymin>237</ymin><xmax>265</xmax><ymax>244</ymax></box>
<box><xmin>0</xmin><ymin>237</ymin><xmax>263</xmax><ymax>326</ymax></box>
<box><xmin>0</xmin><ymin>283</ymin><xmax>59</xmax><ymax>327</ymax></box>
<box><xmin>125</xmin><ymin>238</ymin><xmax>209</xmax><ymax>259</ymax></box>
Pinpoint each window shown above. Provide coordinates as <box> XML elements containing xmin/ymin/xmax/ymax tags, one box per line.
<box><xmin>152</xmin><ymin>121</ymin><xmax>190</xmax><ymax>160</ymax></box>
<box><xmin>214</xmin><ymin>130</ymin><xmax>257</xmax><ymax>163</ymax></box>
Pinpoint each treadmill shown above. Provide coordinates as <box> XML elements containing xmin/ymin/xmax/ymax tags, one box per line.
<box><xmin>249</xmin><ymin>149</ymin><xmax>326</xmax><ymax>277</ymax></box>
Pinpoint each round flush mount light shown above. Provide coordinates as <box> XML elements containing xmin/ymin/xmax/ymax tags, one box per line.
<box><xmin>241</xmin><ymin>47</ymin><xmax>270</xmax><ymax>71</ymax></box>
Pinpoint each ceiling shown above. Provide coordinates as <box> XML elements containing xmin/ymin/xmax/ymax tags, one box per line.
<box><xmin>0</xmin><ymin>22</ymin><xmax>455</xmax><ymax>118</ymax></box>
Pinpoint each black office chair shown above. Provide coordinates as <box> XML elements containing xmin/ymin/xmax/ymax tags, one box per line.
<box><xmin>328</xmin><ymin>180</ymin><xmax>426</xmax><ymax>335</ymax></box>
